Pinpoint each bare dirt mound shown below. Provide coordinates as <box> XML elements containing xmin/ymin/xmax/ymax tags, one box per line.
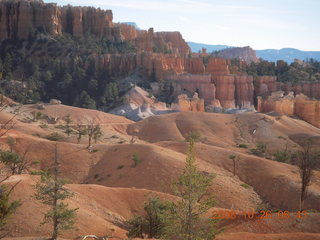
<box><xmin>0</xmin><ymin>134</ymin><xmax>107</xmax><ymax>183</ymax></box>
<box><xmin>85</xmin><ymin>143</ymin><xmax>262</xmax><ymax>210</ymax></box>
<box><xmin>127</xmin><ymin>112</ymin><xmax>237</xmax><ymax>147</ymax></box>
<box><xmin>2</xmin><ymin>174</ymin><xmax>174</xmax><ymax>239</ymax></box>
<box><xmin>127</xmin><ymin>112</ymin><xmax>320</xmax><ymax>151</ymax></box>
<box><xmin>156</xmin><ymin>141</ymin><xmax>320</xmax><ymax>211</ymax></box>
<box><xmin>20</xmin><ymin>104</ymin><xmax>133</xmax><ymax>127</ymax></box>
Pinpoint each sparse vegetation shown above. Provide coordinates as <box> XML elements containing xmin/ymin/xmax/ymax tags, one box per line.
<box><xmin>250</xmin><ymin>142</ymin><xmax>267</xmax><ymax>157</ymax></box>
<box><xmin>132</xmin><ymin>153</ymin><xmax>141</xmax><ymax>167</ymax></box>
<box><xmin>126</xmin><ymin>196</ymin><xmax>169</xmax><ymax>239</ymax></box>
<box><xmin>161</xmin><ymin>137</ymin><xmax>218</xmax><ymax>240</ymax></box>
<box><xmin>293</xmin><ymin>140</ymin><xmax>319</xmax><ymax>211</ymax></box>
<box><xmin>0</xmin><ymin>185</ymin><xmax>21</xmax><ymax>230</ymax></box>
<box><xmin>229</xmin><ymin>154</ymin><xmax>240</xmax><ymax>176</ymax></box>
<box><xmin>86</xmin><ymin>121</ymin><xmax>102</xmax><ymax>147</ymax></box>
<box><xmin>34</xmin><ymin>145</ymin><xmax>78</xmax><ymax>240</ymax></box>
<box><xmin>237</xmin><ymin>143</ymin><xmax>248</xmax><ymax>149</ymax></box>
<box><xmin>0</xmin><ymin>148</ymin><xmax>33</xmax><ymax>175</ymax></box>
<box><xmin>76</xmin><ymin>124</ymin><xmax>87</xmax><ymax>144</ymax></box>
<box><xmin>6</xmin><ymin>136</ymin><xmax>16</xmax><ymax>152</ymax></box>
<box><xmin>43</xmin><ymin>132</ymin><xmax>64</xmax><ymax>142</ymax></box>
<box><xmin>185</xmin><ymin>131</ymin><xmax>201</xmax><ymax>142</ymax></box>
<box><xmin>64</xmin><ymin>114</ymin><xmax>73</xmax><ymax>136</ymax></box>
<box><xmin>273</xmin><ymin>146</ymin><xmax>291</xmax><ymax>163</ymax></box>
<box><xmin>241</xmin><ymin>183</ymin><xmax>251</xmax><ymax>189</ymax></box>
<box><xmin>117</xmin><ymin>165</ymin><xmax>124</xmax><ymax>170</ymax></box>
<box><xmin>39</xmin><ymin>123</ymin><xmax>49</xmax><ymax>129</ymax></box>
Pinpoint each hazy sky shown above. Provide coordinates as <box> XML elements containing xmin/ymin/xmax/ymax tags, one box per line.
<box><xmin>43</xmin><ymin>0</ymin><xmax>320</xmax><ymax>51</ymax></box>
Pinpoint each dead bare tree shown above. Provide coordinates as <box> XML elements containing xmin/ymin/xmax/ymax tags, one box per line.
<box><xmin>76</xmin><ymin>123</ymin><xmax>87</xmax><ymax>144</ymax></box>
<box><xmin>295</xmin><ymin>140</ymin><xmax>318</xmax><ymax>211</ymax></box>
<box><xmin>86</xmin><ymin>121</ymin><xmax>102</xmax><ymax>148</ymax></box>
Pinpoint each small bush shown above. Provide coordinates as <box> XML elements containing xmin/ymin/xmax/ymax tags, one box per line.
<box><xmin>91</xmin><ymin>149</ymin><xmax>99</xmax><ymax>153</ymax></box>
<box><xmin>117</xmin><ymin>165</ymin><xmax>124</xmax><ymax>170</ymax></box>
<box><xmin>250</xmin><ymin>142</ymin><xmax>267</xmax><ymax>157</ymax></box>
<box><xmin>238</xmin><ymin>143</ymin><xmax>248</xmax><ymax>148</ymax></box>
<box><xmin>241</xmin><ymin>183</ymin><xmax>251</xmax><ymax>189</ymax></box>
<box><xmin>30</xmin><ymin>170</ymin><xmax>44</xmax><ymax>175</ymax></box>
<box><xmin>54</xmin><ymin>125</ymin><xmax>66</xmax><ymax>130</ymax></box>
<box><xmin>39</xmin><ymin>123</ymin><xmax>48</xmax><ymax>129</ymax></box>
<box><xmin>132</xmin><ymin>153</ymin><xmax>141</xmax><ymax>167</ymax></box>
<box><xmin>273</xmin><ymin>150</ymin><xmax>291</xmax><ymax>163</ymax></box>
<box><xmin>185</xmin><ymin>131</ymin><xmax>201</xmax><ymax>142</ymax></box>
<box><xmin>43</xmin><ymin>132</ymin><xmax>64</xmax><ymax>141</ymax></box>
<box><xmin>111</xmin><ymin>135</ymin><xmax>118</xmax><ymax>138</ymax></box>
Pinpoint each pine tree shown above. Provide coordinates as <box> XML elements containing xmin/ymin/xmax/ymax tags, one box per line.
<box><xmin>162</xmin><ymin>138</ymin><xmax>217</xmax><ymax>240</ymax></box>
<box><xmin>75</xmin><ymin>91</ymin><xmax>96</xmax><ymax>109</ymax></box>
<box><xmin>34</xmin><ymin>144</ymin><xmax>78</xmax><ymax>240</ymax></box>
<box><xmin>0</xmin><ymin>185</ymin><xmax>21</xmax><ymax>229</ymax></box>
<box><xmin>64</xmin><ymin>114</ymin><xmax>73</xmax><ymax>136</ymax></box>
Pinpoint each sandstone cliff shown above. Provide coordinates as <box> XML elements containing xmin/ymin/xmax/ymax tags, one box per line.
<box><xmin>0</xmin><ymin>0</ymin><xmax>118</xmax><ymax>40</ymax></box>
<box><xmin>0</xmin><ymin>0</ymin><xmax>190</xmax><ymax>55</ymax></box>
<box><xmin>258</xmin><ymin>92</ymin><xmax>320</xmax><ymax>128</ymax></box>
<box><xmin>171</xmin><ymin>93</ymin><xmax>204</xmax><ymax>112</ymax></box>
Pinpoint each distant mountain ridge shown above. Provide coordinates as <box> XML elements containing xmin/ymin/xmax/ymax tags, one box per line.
<box><xmin>188</xmin><ymin>42</ymin><xmax>320</xmax><ymax>63</ymax></box>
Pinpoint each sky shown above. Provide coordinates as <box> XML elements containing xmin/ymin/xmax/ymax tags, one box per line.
<box><xmin>43</xmin><ymin>0</ymin><xmax>320</xmax><ymax>51</ymax></box>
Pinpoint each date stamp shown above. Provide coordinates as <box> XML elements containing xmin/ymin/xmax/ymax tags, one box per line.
<box><xmin>212</xmin><ymin>210</ymin><xmax>309</xmax><ymax>220</ymax></box>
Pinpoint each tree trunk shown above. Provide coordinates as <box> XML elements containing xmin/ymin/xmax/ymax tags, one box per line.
<box><xmin>52</xmin><ymin>144</ymin><xmax>59</xmax><ymax>240</ymax></box>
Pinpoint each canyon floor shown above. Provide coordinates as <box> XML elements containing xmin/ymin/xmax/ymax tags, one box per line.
<box><xmin>1</xmin><ymin>103</ymin><xmax>320</xmax><ymax>240</ymax></box>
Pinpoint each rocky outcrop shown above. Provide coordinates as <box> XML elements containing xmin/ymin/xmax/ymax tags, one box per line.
<box><xmin>117</xmin><ymin>25</ymin><xmax>191</xmax><ymax>56</ymax></box>
<box><xmin>168</xmin><ymin>74</ymin><xmax>215</xmax><ymax>104</ymax></box>
<box><xmin>214</xmin><ymin>46</ymin><xmax>259</xmax><ymax>64</ymax></box>
<box><xmin>257</xmin><ymin>91</ymin><xmax>295</xmax><ymax>116</ymax></box>
<box><xmin>0</xmin><ymin>0</ymin><xmax>190</xmax><ymax>55</ymax></box>
<box><xmin>258</xmin><ymin>92</ymin><xmax>320</xmax><ymax>128</ymax></box>
<box><xmin>0</xmin><ymin>0</ymin><xmax>117</xmax><ymax>40</ymax></box>
<box><xmin>207</xmin><ymin>58</ymin><xmax>231</xmax><ymax>77</ymax></box>
<box><xmin>295</xmin><ymin>95</ymin><xmax>320</xmax><ymax>128</ymax></box>
<box><xmin>234</xmin><ymin>75</ymin><xmax>254</xmax><ymax>109</ymax></box>
<box><xmin>253</xmin><ymin>76</ymin><xmax>278</xmax><ymax>96</ymax></box>
<box><xmin>0</xmin><ymin>0</ymin><xmax>62</xmax><ymax>39</ymax></box>
<box><xmin>280</xmin><ymin>82</ymin><xmax>320</xmax><ymax>100</ymax></box>
<box><xmin>171</xmin><ymin>93</ymin><xmax>204</xmax><ymax>112</ymax></box>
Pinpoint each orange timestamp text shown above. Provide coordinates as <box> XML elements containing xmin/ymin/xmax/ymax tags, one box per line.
<box><xmin>212</xmin><ymin>210</ymin><xmax>309</xmax><ymax>220</ymax></box>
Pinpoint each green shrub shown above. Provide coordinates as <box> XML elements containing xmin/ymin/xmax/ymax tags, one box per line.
<box><xmin>250</xmin><ymin>142</ymin><xmax>267</xmax><ymax>156</ymax></box>
<box><xmin>273</xmin><ymin>150</ymin><xmax>291</xmax><ymax>163</ymax></box>
<box><xmin>30</xmin><ymin>170</ymin><xmax>44</xmax><ymax>175</ymax></box>
<box><xmin>43</xmin><ymin>132</ymin><xmax>64</xmax><ymax>141</ymax></box>
<box><xmin>117</xmin><ymin>165</ymin><xmax>124</xmax><ymax>170</ymax></box>
<box><xmin>241</xmin><ymin>183</ymin><xmax>251</xmax><ymax>189</ymax></box>
<box><xmin>132</xmin><ymin>153</ymin><xmax>141</xmax><ymax>167</ymax></box>
<box><xmin>40</xmin><ymin>123</ymin><xmax>48</xmax><ymax>129</ymax></box>
<box><xmin>54</xmin><ymin>125</ymin><xmax>66</xmax><ymax>130</ymax></box>
<box><xmin>238</xmin><ymin>143</ymin><xmax>248</xmax><ymax>148</ymax></box>
<box><xmin>185</xmin><ymin>131</ymin><xmax>201</xmax><ymax>142</ymax></box>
